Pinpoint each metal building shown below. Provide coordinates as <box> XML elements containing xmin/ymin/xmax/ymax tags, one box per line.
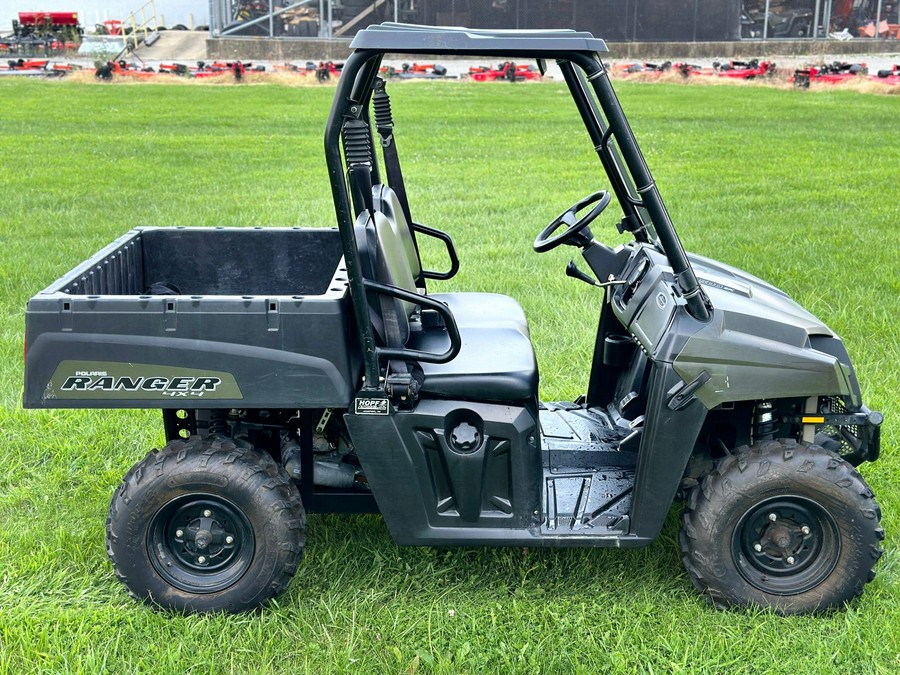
<box><xmin>210</xmin><ymin>0</ymin><xmax>742</xmax><ymax>40</ymax></box>
<box><xmin>207</xmin><ymin>0</ymin><xmax>899</xmax><ymax>42</ymax></box>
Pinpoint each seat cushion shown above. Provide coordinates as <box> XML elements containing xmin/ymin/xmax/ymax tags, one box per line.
<box><xmin>408</xmin><ymin>324</ymin><xmax>538</xmax><ymax>402</ymax></box>
<box><xmin>431</xmin><ymin>292</ymin><xmax>529</xmax><ymax>336</ymax></box>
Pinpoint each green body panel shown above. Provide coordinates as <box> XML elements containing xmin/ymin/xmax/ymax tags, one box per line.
<box><xmin>45</xmin><ymin>360</ymin><xmax>243</xmax><ymax>401</ymax></box>
<box><xmin>673</xmin><ymin>252</ymin><xmax>855</xmax><ymax>408</ymax></box>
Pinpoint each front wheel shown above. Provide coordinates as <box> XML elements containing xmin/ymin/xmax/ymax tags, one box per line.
<box><xmin>107</xmin><ymin>437</ymin><xmax>305</xmax><ymax>613</ymax></box>
<box><xmin>680</xmin><ymin>439</ymin><xmax>883</xmax><ymax>615</ymax></box>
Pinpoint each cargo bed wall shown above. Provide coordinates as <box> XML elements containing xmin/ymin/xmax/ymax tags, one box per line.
<box><xmin>57</xmin><ymin>227</ymin><xmax>345</xmax><ymax>297</ymax></box>
<box><xmin>57</xmin><ymin>232</ymin><xmax>145</xmax><ymax>296</ymax></box>
<box><xmin>24</xmin><ymin>227</ymin><xmax>362</xmax><ymax>410</ymax></box>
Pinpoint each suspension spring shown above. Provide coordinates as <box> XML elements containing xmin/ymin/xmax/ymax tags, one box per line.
<box><xmin>207</xmin><ymin>409</ymin><xmax>230</xmax><ymax>437</ymax></box>
<box><xmin>753</xmin><ymin>401</ymin><xmax>775</xmax><ymax>443</ymax></box>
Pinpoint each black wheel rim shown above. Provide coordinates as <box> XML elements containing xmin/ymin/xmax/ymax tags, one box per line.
<box><xmin>148</xmin><ymin>494</ymin><xmax>255</xmax><ymax>594</ymax></box>
<box><xmin>733</xmin><ymin>495</ymin><xmax>840</xmax><ymax>596</ymax></box>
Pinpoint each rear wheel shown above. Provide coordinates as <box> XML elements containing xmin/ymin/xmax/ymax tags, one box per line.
<box><xmin>681</xmin><ymin>439</ymin><xmax>883</xmax><ymax>615</ymax></box>
<box><xmin>107</xmin><ymin>436</ymin><xmax>305</xmax><ymax>613</ymax></box>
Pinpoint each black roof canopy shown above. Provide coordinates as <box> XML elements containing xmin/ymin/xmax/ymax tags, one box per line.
<box><xmin>349</xmin><ymin>23</ymin><xmax>608</xmax><ymax>56</ymax></box>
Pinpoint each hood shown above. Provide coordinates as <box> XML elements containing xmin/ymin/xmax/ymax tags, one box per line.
<box><xmin>686</xmin><ymin>252</ymin><xmax>834</xmax><ymax>343</ymax></box>
<box><xmin>671</xmin><ymin>251</ymin><xmax>852</xmax><ymax>409</ymax></box>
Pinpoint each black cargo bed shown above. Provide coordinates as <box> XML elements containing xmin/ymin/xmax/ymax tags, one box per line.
<box><xmin>24</xmin><ymin>227</ymin><xmax>361</xmax><ymax>410</ymax></box>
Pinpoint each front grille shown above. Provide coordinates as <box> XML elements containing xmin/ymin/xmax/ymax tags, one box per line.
<box><xmin>818</xmin><ymin>396</ymin><xmax>860</xmax><ymax>460</ymax></box>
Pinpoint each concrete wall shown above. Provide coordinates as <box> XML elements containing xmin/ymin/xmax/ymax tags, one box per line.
<box><xmin>605</xmin><ymin>39</ymin><xmax>900</xmax><ymax>59</ymax></box>
<box><xmin>207</xmin><ymin>38</ymin><xmax>353</xmax><ymax>61</ymax></box>
<box><xmin>207</xmin><ymin>36</ymin><xmax>900</xmax><ymax>62</ymax></box>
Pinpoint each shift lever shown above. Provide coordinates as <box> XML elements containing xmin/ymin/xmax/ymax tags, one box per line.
<box><xmin>566</xmin><ymin>261</ymin><xmax>628</xmax><ymax>289</ymax></box>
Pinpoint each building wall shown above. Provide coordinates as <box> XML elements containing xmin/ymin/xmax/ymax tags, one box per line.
<box><xmin>209</xmin><ymin>0</ymin><xmax>744</xmax><ymax>43</ymax></box>
<box><xmin>415</xmin><ymin>0</ymin><xmax>742</xmax><ymax>42</ymax></box>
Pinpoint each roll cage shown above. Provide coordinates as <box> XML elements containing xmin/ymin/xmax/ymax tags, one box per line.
<box><xmin>324</xmin><ymin>23</ymin><xmax>712</xmax><ymax>389</ymax></box>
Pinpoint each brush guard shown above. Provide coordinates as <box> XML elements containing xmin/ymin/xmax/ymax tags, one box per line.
<box><xmin>789</xmin><ymin>397</ymin><xmax>883</xmax><ymax>465</ymax></box>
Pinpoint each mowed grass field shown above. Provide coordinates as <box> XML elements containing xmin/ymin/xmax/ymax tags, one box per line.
<box><xmin>0</xmin><ymin>77</ymin><xmax>898</xmax><ymax>673</ymax></box>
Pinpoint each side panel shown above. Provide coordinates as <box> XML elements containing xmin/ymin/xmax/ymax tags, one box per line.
<box><xmin>674</xmin><ymin>311</ymin><xmax>854</xmax><ymax>410</ymax></box>
<box><xmin>629</xmin><ymin>362</ymin><xmax>708</xmax><ymax>539</ymax></box>
<box><xmin>25</xmin><ymin>329</ymin><xmax>359</xmax><ymax>409</ymax></box>
<box><xmin>345</xmin><ymin>399</ymin><xmax>542</xmax><ymax>546</ymax></box>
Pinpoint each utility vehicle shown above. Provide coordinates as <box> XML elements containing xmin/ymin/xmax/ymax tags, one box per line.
<box><xmin>23</xmin><ymin>23</ymin><xmax>884</xmax><ymax>615</ymax></box>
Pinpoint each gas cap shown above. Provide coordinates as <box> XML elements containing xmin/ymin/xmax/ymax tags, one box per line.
<box><xmin>450</xmin><ymin>422</ymin><xmax>481</xmax><ymax>452</ymax></box>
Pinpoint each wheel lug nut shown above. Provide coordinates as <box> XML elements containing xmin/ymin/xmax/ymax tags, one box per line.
<box><xmin>198</xmin><ymin>556</ymin><xmax>207</xmax><ymax>564</ymax></box>
<box><xmin>225</xmin><ymin>536</ymin><xmax>234</xmax><ymax>544</ymax></box>
<box><xmin>801</xmin><ymin>525</ymin><xmax>810</xmax><ymax>535</ymax></box>
<box><xmin>203</xmin><ymin>510</ymin><xmax>213</xmax><ymax>518</ymax></box>
<box><xmin>753</xmin><ymin>543</ymin><xmax>762</xmax><ymax>552</ymax></box>
<box><xmin>768</xmin><ymin>513</ymin><xmax>777</xmax><ymax>522</ymax></box>
<box><xmin>175</xmin><ymin>529</ymin><xmax>184</xmax><ymax>538</ymax></box>
<box><xmin>786</xmin><ymin>556</ymin><xmax>796</xmax><ymax>565</ymax></box>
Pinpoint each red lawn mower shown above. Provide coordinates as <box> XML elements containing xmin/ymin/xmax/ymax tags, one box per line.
<box><xmin>468</xmin><ymin>61</ymin><xmax>541</xmax><ymax>82</ymax></box>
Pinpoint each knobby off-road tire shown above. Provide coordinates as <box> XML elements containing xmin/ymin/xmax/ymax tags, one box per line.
<box><xmin>107</xmin><ymin>437</ymin><xmax>305</xmax><ymax>613</ymax></box>
<box><xmin>681</xmin><ymin>439</ymin><xmax>883</xmax><ymax>615</ymax></box>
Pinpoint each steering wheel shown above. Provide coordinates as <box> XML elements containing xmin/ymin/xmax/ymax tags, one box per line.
<box><xmin>533</xmin><ymin>190</ymin><xmax>611</xmax><ymax>253</ymax></box>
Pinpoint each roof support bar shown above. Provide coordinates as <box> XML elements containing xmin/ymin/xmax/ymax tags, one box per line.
<box><xmin>569</xmin><ymin>53</ymin><xmax>711</xmax><ymax>322</ymax></box>
<box><xmin>557</xmin><ymin>59</ymin><xmax>649</xmax><ymax>244</ymax></box>
<box><xmin>325</xmin><ymin>49</ymin><xmax>383</xmax><ymax>390</ymax></box>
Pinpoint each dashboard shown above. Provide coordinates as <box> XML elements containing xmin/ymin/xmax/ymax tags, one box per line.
<box><xmin>611</xmin><ymin>246</ymin><xmax>680</xmax><ymax>358</ymax></box>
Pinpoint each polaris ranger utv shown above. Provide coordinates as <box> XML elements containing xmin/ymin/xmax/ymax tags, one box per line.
<box><xmin>23</xmin><ymin>23</ymin><xmax>884</xmax><ymax>615</ymax></box>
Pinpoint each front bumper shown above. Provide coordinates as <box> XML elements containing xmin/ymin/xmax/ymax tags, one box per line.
<box><xmin>791</xmin><ymin>402</ymin><xmax>883</xmax><ymax>465</ymax></box>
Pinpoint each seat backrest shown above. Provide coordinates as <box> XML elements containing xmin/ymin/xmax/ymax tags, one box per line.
<box><xmin>354</xmin><ymin>210</ymin><xmax>418</xmax><ymax>346</ymax></box>
<box><xmin>373</xmin><ymin>185</ymin><xmax>422</xmax><ymax>281</ymax></box>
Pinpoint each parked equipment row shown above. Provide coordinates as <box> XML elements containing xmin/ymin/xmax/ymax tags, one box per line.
<box><xmin>4</xmin><ymin>55</ymin><xmax>897</xmax><ymax>90</ymax></box>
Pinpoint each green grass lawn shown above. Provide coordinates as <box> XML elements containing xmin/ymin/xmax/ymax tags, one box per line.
<box><xmin>0</xmin><ymin>77</ymin><xmax>898</xmax><ymax>673</ymax></box>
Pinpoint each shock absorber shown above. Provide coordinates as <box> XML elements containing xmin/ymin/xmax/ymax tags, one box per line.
<box><xmin>207</xmin><ymin>409</ymin><xmax>230</xmax><ymax>437</ymax></box>
<box><xmin>753</xmin><ymin>401</ymin><xmax>775</xmax><ymax>444</ymax></box>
